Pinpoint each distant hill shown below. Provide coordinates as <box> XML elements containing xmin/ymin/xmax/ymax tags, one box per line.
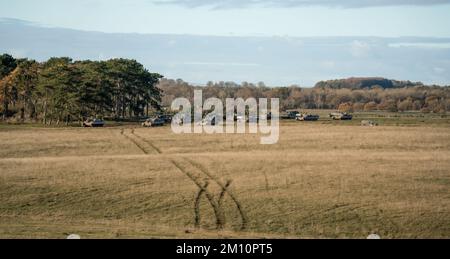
<box><xmin>314</xmin><ymin>77</ymin><xmax>424</xmax><ymax>89</ymax></box>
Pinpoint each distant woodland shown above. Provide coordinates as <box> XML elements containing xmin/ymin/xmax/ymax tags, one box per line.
<box><xmin>1</xmin><ymin>54</ymin><xmax>449</xmax><ymax>124</ymax></box>
<box><xmin>159</xmin><ymin>78</ymin><xmax>450</xmax><ymax>113</ymax></box>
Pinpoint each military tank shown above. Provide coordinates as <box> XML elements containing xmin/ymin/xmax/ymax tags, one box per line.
<box><xmin>83</xmin><ymin>119</ymin><xmax>105</xmax><ymax>127</ymax></box>
<box><xmin>329</xmin><ymin>112</ymin><xmax>353</xmax><ymax>120</ymax></box>
<box><xmin>296</xmin><ymin>113</ymin><xmax>320</xmax><ymax>121</ymax></box>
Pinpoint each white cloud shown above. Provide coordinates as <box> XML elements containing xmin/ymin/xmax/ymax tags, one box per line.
<box><xmin>388</xmin><ymin>42</ymin><xmax>450</xmax><ymax>49</ymax></box>
<box><xmin>350</xmin><ymin>41</ymin><xmax>371</xmax><ymax>58</ymax></box>
<box><xmin>434</xmin><ymin>67</ymin><xmax>445</xmax><ymax>73</ymax></box>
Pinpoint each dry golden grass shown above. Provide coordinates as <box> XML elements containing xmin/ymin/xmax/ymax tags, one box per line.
<box><xmin>0</xmin><ymin>119</ymin><xmax>449</xmax><ymax>239</ymax></box>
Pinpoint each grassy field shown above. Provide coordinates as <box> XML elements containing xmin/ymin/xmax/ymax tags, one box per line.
<box><xmin>0</xmin><ymin>112</ymin><xmax>449</xmax><ymax>239</ymax></box>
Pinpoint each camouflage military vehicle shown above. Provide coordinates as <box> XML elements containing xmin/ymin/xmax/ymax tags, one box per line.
<box><xmin>281</xmin><ymin>111</ymin><xmax>300</xmax><ymax>120</ymax></box>
<box><xmin>329</xmin><ymin>112</ymin><xmax>353</xmax><ymax>120</ymax></box>
<box><xmin>142</xmin><ymin>117</ymin><xmax>165</xmax><ymax>127</ymax></box>
<box><xmin>83</xmin><ymin>119</ymin><xmax>105</xmax><ymax>127</ymax></box>
<box><xmin>296</xmin><ymin>113</ymin><xmax>320</xmax><ymax>121</ymax></box>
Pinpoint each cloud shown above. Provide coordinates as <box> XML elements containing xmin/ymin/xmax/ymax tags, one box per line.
<box><xmin>151</xmin><ymin>0</ymin><xmax>450</xmax><ymax>9</ymax></box>
<box><xmin>434</xmin><ymin>67</ymin><xmax>445</xmax><ymax>74</ymax></box>
<box><xmin>350</xmin><ymin>40</ymin><xmax>371</xmax><ymax>58</ymax></box>
<box><xmin>388</xmin><ymin>42</ymin><xmax>450</xmax><ymax>49</ymax></box>
<box><xmin>168</xmin><ymin>39</ymin><xmax>177</xmax><ymax>46</ymax></box>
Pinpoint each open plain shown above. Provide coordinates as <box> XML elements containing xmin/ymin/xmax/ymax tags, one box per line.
<box><xmin>1</xmin><ymin>113</ymin><xmax>449</xmax><ymax>239</ymax></box>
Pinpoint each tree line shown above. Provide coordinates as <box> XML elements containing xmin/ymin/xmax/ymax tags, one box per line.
<box><xmin>0</xmin><ymin>54</ymin><xmax>162</xmax><ymax>124</ymax></box>
<box><xmin>2</xmin><ymin>53</ymin><xmax>449</xmax><ymax>126</ymax></box>
<box><xmin>158</xmin><ymin>79</ymin><xmax>450</xmax><ymax>113</ymax></box>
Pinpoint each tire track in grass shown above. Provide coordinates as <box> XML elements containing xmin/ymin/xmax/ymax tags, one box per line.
<box><xmin>121</xmin><ymin>128</ymin><xmax>245</xmax><ymax>230</ymax></box>
<box><xmin>121</xmin><ymin>129</ymin><xmax>149</xmax><ymax>155</ymax></box>
<box><xmin>170</xmin><ymin>159</ymin><xmax>225</xmax><ymax>229</ymax></box>
<box><xmin>131</xmin><ymin>131</ymin><xmax>162</xmax><ymax>154</ymax></box>
<box><xmin>185</xmin><ymin>158</ymin><xmax>248</xmax><ymax>230</ymax></box>
<box><xmin>120</xmin><ymin>129</ymin><xmax>214</xmax><ymax>226</ymax></box>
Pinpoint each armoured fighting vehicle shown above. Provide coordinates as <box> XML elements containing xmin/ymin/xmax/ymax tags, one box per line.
<box><xmin>142</xmin><ymin>117</ymin><xmax>165</xmax><ymax>127</ymax></box>
<box><xmin>296</xmin><ymin>113</ymin><xmax>320</xmax><ymax>121</ymax></box>
<box><xmin>329</xmin><ymin>112</ymin><xmax>353</xmax><ymax>120</ymax></box>
<box><xmin>83</xmin><ymin>119</ymin><xmax>105</xmax><ymax>127</ymax></box>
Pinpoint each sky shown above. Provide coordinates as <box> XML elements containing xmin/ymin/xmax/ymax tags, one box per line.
<box><xmin>1</xmin><ymin>0</ymin><xmax>450</xmax><ymax>37</ymax></box>
<box><xmin>1</xmin><ymin>0</ymin><xmax>450</xmax><ymax>86</ymax></box>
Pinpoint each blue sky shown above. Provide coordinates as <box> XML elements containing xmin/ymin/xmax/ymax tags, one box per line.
<box><xmin>1</xmin><ymin>0</ymin><xmax>450</xmax><ymax>37</ymax></box>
